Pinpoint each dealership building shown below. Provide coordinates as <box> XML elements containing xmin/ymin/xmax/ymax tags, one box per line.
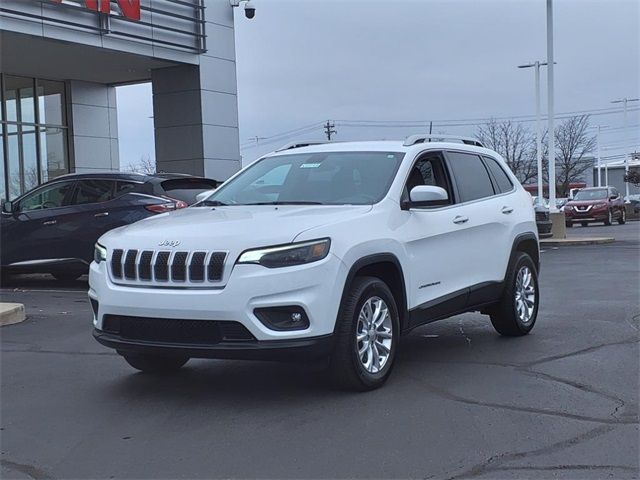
<box><xmin>0</xmin><ymin>0</ymin><xmax>241</xmax><ymax>201</ymax></box>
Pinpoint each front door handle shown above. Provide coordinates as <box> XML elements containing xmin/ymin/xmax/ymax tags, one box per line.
<box><xmin>94</xmin><ymin>212</ymin><xmax>109</xmax><ymax>218</ymax></box>
<box><xmin>453</xmin><ymin>215</ymin><xmax>469</xmax><ymax>224</ymax></box>
<box><xmin>501</xmin><ymin>206</ymin><xmax>514</xmax><ymax>214</ymax></box>
<box><xmin>42</xmin><ymin>220</ymin><xmax>57</xmax><ymax>226</ymax></box>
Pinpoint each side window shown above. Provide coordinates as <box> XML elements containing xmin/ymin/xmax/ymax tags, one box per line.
<box><xmin>404</xmin><ymin>153</ymin><xmax>453</xmax><ymax>205</ymax></box>
<box><xmin>115</xmin><ymin>181</ymin><xmax>138</xmax><ymax>197</ymax></box>
<box><xmin>72</xmin><ymin>180</ymin><xmax>115</xmax><ymax>205</ymax></box>
<box><xmin>483</xmin><ymin>156</ymin><xmax>514</xmax><ymax>193</ymax></box>
<box><xmin>18</xmin><ymin>181</ymin><xmax>75</xmax><ymax>212</ymax></box>
<box><xmin>446</xmin><ymin>152</ymin><xmax>495</xmax><ymax>202</ymax></box>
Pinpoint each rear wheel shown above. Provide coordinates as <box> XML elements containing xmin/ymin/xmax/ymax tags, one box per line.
<box><xmin>122</xmin><ymin>353</ymin><xmax>189</xmax><ymax>373</ymax></box>
<box><xmin>566</xmin><ymin>220</ymin><xmax>573</xmax><ymax>228</ymax></box>
<box><xmin>618</xmin><ymin>208</ymin><xmax>626</xmax><ymax>225</ymax></box>
<box><xmin>581</xmin><ymin>221</ymin><xmax>588</xmax><ymax>227</ymax></box>
<box><xmin>329</xmin><ymin>276</ymin><xmax>399</xmax><ymax>391</ymax></box>
<box><xmin>604</xmin><ymin>210</ymin><xmax>612</xmax><ymax>226</ymax></box>
<box><xmin>490</xmin><ymin>252</ymin><xmax>539</xmax><ymax>336</ymax></box>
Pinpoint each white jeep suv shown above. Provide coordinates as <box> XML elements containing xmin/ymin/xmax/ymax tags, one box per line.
<box><xmin>90</xmin><ymin>135</ymin><xmax>540</xmax><ymax>390</ymax></box>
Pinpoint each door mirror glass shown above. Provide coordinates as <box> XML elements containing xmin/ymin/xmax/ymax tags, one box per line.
<box><xmin>1</xmin><ymin>200</ymin><xmax>13</xmax><ymax>214</ymax></box>
<box><xmin>409</xmin><ymin>185</ymin><xmax>449</xmax><ymax>207</ymax></box>
<box><xmin>610</xmin><ymin>195</ymin><xmax>617</xmax><ymax>200</ymax></box>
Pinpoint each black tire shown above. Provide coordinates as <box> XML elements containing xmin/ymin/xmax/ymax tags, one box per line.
<box><xmin>51</xmin><ymin>271</ymin><xmax>83</xmax><ymax>281</ymax></box>
<box><xmin>329</xmin><ymin>276</ymin><xmax>400</xmax><ymax>391</ymax></box>
<box><xmin>566</xmin><ymin>221</ymin><xmax>573</xmax><ymax>228</ymax></box>
<box><xmin>490</xmin><ymin>252</ymin><xmax>539</xmax><ymax>337</ymax></box>
<box><xmin>604</xmin><ymin>210</ymin><xmax>612</xmax><ymax>226</ymax></box>
<box><xmin>618</xmin><ymin>208</ymin><xmax>626</xmax><ymax>225</ymax></box>
<box><xmin>122</xmin><ymin>353</ymin><xmax>189</xmax><ymax>373</ymax></box>
<box><xmin>581</xmin><ymin>222</ymin><xmax>588</xmax><ymax>227</ymax></box>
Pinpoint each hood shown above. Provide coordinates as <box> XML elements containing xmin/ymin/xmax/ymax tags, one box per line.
<box><xmin>100</xmin><ymin>204</ymin><xmax>372</xmax><ymax>253</ymax></box>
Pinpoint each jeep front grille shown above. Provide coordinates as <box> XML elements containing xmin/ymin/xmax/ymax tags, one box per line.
<box><xmin>110</xmin><ymin>249</ymin><xmax>227</xmax><ymax>285</ymax></box>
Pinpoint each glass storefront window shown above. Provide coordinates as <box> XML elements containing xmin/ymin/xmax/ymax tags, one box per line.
<box><xmin>1</xmin><ymin>74</ymin><xmax>69</xmax><ymax>200</ymax></box>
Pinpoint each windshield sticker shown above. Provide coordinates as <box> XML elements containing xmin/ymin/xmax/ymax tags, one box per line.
<box><xmin>300</xmin><ymin>163</ymin><xmax>322</xmax><ymax>169</ymax></box>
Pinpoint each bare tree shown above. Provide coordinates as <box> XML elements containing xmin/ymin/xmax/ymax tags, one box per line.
<box><xmin>476</xmin><ymin>120</ymin><xmax>537</xmax><ymax>184</ymax></box>
<box><xmin>125</xmin><ymin>155</ymin><xmax>156</xmax><ymax>174</ymax></box>
<box><xmin>624</xmin><ymin>168</ymin><xmax>640</xmax><ymax>187</ymax></box>
<box><xmin>545</xmin><ymin>115</ymin><xmax>596</xmax><ymax>197</ymax></box>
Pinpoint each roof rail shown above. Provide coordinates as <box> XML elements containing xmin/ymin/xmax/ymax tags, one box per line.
<box><xmin>275</xmin><ymin>141</ymin><xmax>327</xmax><ymax>152</ymax></box>
<box><xmin>403</xmin><ymin>134</ymin><xmax>484</xmax><ymax>148</ymax></box>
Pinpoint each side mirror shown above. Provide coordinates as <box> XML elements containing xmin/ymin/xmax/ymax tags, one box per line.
<box><xmin>1</xmin><ymin>200</ymin><xmax>13</xmax><ymax>214</ymax></box>
<box><xmin>403</xmin><ymin>185</ymin><xmax>449</xmax><ymax>209</ymax></box>
<box><xmin>610</xmin><ymin>195</ymin><xmax>617</xmax><ymax>200</ymax></box>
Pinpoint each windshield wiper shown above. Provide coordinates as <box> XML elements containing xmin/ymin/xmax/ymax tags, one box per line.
<box><xmin>242</xmin><ymin>201</ymin><xmax>324</xmax><ymax>205</ymax></box>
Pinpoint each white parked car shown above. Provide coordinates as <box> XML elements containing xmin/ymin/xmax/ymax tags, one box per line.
<box><xmin>90</xmin><ymin>135</ymin><xmax>540</xmax><ymax>390</ymax></box>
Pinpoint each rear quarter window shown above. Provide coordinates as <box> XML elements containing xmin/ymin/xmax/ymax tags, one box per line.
<box><xmin>483</xmin><ymin>156</ymin><xmax>514</xmax><ymax>193</ymax></box>
<box><xmin>160</xmin><ymin>178</ymin><xmax>220</xmax><ymax>204</ymax></box>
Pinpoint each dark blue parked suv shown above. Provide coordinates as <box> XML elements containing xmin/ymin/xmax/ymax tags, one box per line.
<box><xmin>1</xmin><ymin>172</ymin><xmax>219</xmax><ymax>280</ymax></box>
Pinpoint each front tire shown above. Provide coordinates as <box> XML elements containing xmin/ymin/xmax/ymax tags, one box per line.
<box><xmin>490</xmin><ymin>252</ymin><xmax>539</xmax><ymax>337</ymax></box>
<box><xmin>122</xmin><ymin>353</ymin><xmax>189</xmax><ymax>373</ymax></box>
<box><xmin>604</xmin><ymin>210</ymin><xmax>612</xmax><ymax>226</ymax></box>
<box><xmin>618</xmin><ymin>208</ymin><xmax>626</xmax><ymax>225</ymax></box>
<box><xmin>329</xmin><ymin>276</ymin><xmax>400</xmax><ymax>391</ymax></box>
<box><xmin>51</xmin><ymin>271</ymin><xmax>83</xmax><ymax>281</ymax></box>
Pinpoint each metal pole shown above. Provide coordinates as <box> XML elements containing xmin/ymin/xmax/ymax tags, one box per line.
<box><xmin>597</xmin><ymin>125</ymin><xmax>601</xmax><ymax>187</ymax></box>
<box><xmin>605</xmin><ymin>162</ymin><xmax>609</xmax><ymax>186</ymax></box>
<box><xmin>623</xmin><ymin>98</ymin><xmax>629</xmax><ymax>199</ymax></box>
<box><xmin>535</xmin><ymin>61</ymin><xmax>543</xmax><ymax>202</ymax></box>
<box><xmin>546</xmin><ymin>0</ymin><xmax>557</xmax><ymax>211</ymax></box>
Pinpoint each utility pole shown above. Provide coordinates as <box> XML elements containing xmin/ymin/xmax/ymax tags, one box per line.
<box><xmin>546</xmin><ymin>0</ymin><xmax>557</xmax><ymax>212</ymax></box>
<box><xmin>518</xmin><ymin>60</ymin><xmax>550</xmax><ymax>202</ymax></box>
<box><xmin>597</xmin><ymin>125</ymin><xmax>602</xmax><ymax>187</ymax></box>
<box><xmin>324</xmin><ymin>121</ymin><xmax>336</xmax><ymax>141</ymax></box>
<box><xmin>611</xmin><ymin>97</ymin><xmax>639</xmax><ymax>198</ymax></box>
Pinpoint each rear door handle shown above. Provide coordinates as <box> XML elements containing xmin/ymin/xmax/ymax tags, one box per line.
<box><xmin>42</xmin><ymin>220</ymin><xmax>57</xmax><ymax>226</ymax></box>
<box><xmin>94</xmin><ymin>212</ymin><xmax>109</xmax><ymax>218</ymax></box>
<box><xmin>501</xmin><ymin>206</ymin><xmax>514</xmax><ymax>214</ymax></box>
<box><xmin>453</xmin><ymin>215</ymin><xmax>469</xmax><ymax>224</ymax></box>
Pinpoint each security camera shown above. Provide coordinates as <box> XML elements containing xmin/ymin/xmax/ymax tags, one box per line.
<box><xmin>244</xmin><ymin>1</ymin><xmax>256</xmax><ymax>19</ymax></box>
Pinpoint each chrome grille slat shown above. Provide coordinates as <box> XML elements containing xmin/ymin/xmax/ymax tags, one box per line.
<box><xmin>110</xmin><ymin>249</ymin><xmax>226</xmax><ymax>285</ymax></box>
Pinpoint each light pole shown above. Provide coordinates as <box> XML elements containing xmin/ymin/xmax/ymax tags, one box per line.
<box><xmin>546</xmin><ymin>0</ymin><xmax>557</xmax><ymax>212</ymax></box>
<box><xmin>518</xmin><ymin>61</ymin><xmax>549</xmax><ymax>202</ymax></box>
<box><xmin>611</xmin><ymin>97</ymin><xmax>639</xmax><ymax>199</ymax></box>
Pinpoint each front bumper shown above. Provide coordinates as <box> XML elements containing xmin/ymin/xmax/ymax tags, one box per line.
<box><xmin>89</xmin><ymin>253</ymin><xmax>348</xmax><ymax>345</ymax></box>
<box><xmin>93</xmin><ymin>329</ymin><xmax>334</xmax><ymax>361</ymax></box>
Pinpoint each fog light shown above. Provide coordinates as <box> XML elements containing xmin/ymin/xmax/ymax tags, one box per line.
<box><xmin>254</xmin><ymin>306</ymin><xmax>310</xmax><ymax>331</ymax></box>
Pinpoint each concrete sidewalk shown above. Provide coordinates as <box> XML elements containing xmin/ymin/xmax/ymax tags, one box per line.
<box><xmin>0</xmin><ymin>303</ymin><xmax>26</xmax><ymax>326</ymax></box>
<box><xmin>540</xmin><ymin>237</ymin><xmax>615</xmax><ymax>247</ymax></box>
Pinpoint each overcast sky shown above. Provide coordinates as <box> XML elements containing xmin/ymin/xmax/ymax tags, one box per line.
<box><xmin>117</xmin><ymin>0</ymin><xmax>639</xmax><ymax>170</ymax></box>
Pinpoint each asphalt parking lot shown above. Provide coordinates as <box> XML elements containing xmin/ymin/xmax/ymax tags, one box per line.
<box><xmin>1</xmin><ymin>222</ymin><xmax>638</xmax><ymax>479</ymax></box>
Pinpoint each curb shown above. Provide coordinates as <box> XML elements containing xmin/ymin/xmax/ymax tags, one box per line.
<box><xmin>0</xmin><ymin>303</ymin><xmax>26</xmax><ymax>326</ymax></box>
<box><xmin>540</xmin><ymin>237</ymin><xmax>615</xmax><ymax>247</ymax></box>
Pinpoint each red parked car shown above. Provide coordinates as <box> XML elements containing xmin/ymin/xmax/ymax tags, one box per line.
<box><xmin>565</xmin><ymin>186</ymin><xmax>626</xmax><ymax>227</ymax></box>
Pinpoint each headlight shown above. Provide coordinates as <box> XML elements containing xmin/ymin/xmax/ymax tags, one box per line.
<box><xmin>594</xmin><ymin>203</ymin><xmax>606</xmax><ymax>208</ymax></box>
<box><xmin>237</xmin><ymin>238</ymin><xmax>330</xmax><ymax>268</ymax></box>
<box><xmin>94</xmin><ymin>243</ymin><xmax>107</xmax><ymax>263</ymax></box>
<box><xmin>565</xmin><ymin>205</ymin><xmax>573</xmax><ymax>210</ymax></box>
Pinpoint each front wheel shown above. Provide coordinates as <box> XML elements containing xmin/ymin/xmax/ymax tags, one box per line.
<box><xmin>329</xmin><ymin>276</ymin><xmax>400</xmax><ymax>391</ymax></box>
<box><xmin>490</xmin><ymin>252</ymin><xmax>539</xmax><ymax>336</ymax></box>
<box><xmin>51</xmin><ymin>271</ymin><xmax>84</xmax><ymax>281</ymax></box>
<box><xmin>122</xmin><ymin>353</ymin><xmax>189</xmax><ymax>373</ymax></box>
<box><xmin>604</xmin><ymin>210</ymin><xmax>612</xmax><ymax>226</ymax></box>
<box><xmin>618</xmin><ymin>208</ymin><xmax>626</xmax><ymax>225</ymax></box>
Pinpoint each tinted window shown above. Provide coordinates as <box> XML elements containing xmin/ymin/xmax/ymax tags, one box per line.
<box><xmin>72</xmin><ymin>180</ymin><xmax>114</xmax><ymax>205</ymax></box>
<box><xmin>447</xmin><ymin>152</ymin><xmax>495</xmax><ymax>202</ymax></box>
<box><xmin>19</xmin><ymin>181</ymin><xmax>74</xmax><ymax>211</ymax></box>
<box><xmin>160</xmin><ymin>178</ymin><xmax>220</xmax><ymax>204</ymax></box>
<box><xmin>115</xmin><ymin>181</ymin><xmax>139</xmax><ymax>197</ymax></box>
<box><xmin>483</xmin><ymin>156</ymin><xmax>513</xmax><ymax>193</ymax></box>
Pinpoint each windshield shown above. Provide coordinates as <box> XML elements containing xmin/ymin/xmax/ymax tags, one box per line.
<box><xmin>574</xmin><ymin>189</ymin><xmax>607</xmax><ymax>201</ymax></box>
<box><xmin>203</xmin><ymin>151</ymin><xmax>404</xmax><ymax>206</ymax></box>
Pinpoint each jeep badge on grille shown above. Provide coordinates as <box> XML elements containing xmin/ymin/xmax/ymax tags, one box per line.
<box><xmin>158</xmin><ymin>240</ymin><xmax>181</xmax><ymax>247</ymax></box>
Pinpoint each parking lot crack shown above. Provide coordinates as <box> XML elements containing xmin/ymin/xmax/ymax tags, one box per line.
<box><xmin>443</xmin><ymin>424</ymin><xmax>615</xmax><ymax>479</ymax></box>
<box><xmin>1</xmin><ymin>459</ymin><xmax>55</xmax><ymax>480</ymax></box>
<box><xmin>523</xmin><ymin>338</ymin><xmax>639</xmax><ymax>367</ymax></box>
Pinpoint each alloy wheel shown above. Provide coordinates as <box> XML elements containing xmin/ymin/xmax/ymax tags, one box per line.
<box><xmin>514</xmin><ymin>266</ymin><xmax>536</xmax><ymax>324</ymax></box>
<box><xmin>356</xmin><ymin>296</ymin><xmax>393</xmax><ymax>374</ymax></box>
